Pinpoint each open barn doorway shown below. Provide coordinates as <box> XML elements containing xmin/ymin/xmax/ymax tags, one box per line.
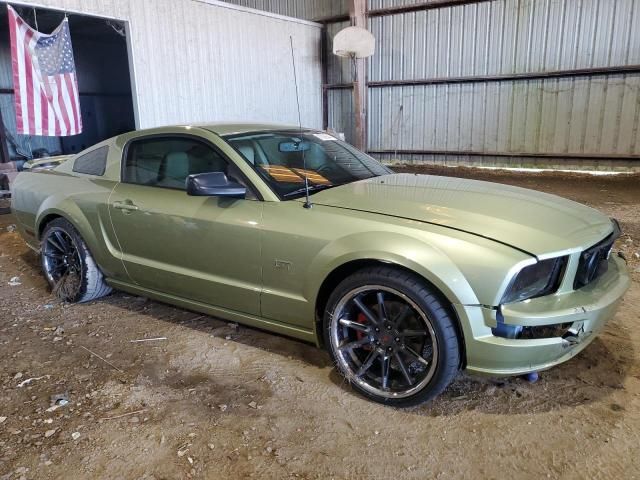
<box><xmin>0</xmin><ymin>3</ymin><xmax>136</xmax><ymax>163</ymax></box>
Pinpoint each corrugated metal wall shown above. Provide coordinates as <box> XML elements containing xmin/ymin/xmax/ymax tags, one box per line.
<box><xmin>222</xmin><ymin>0</ymin><xmax>347</xmax><ymax>20</ymax></box>
<box><xmin>366</xmin><ymin>0</ymin><xmax>640</xmax><ymax>159</ymax></box>
<box><xmin>1</xmin><ymin>0</ymin><xmax>323</xmax><ymax>156</ymax></box>
<box><xmin>321</xmin><ymin>0</ymin><xmax>640</xmax><ymax>168</ymax></box>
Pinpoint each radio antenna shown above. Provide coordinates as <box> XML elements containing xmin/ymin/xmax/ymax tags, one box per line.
<box><xmin>289</xmin><ymin>36</ymin><xmax>312</xmax><ymax>209</ymax></box>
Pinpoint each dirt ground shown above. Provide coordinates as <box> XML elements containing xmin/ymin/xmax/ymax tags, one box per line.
<box><xmin>1</xmin><ymin>166</ymin><xmax>639</xmax><ymax>480</ymax></box>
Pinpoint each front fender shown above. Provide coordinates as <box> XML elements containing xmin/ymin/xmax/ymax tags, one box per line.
<box><xmin>305</xmin><ymin>231</ymin><xmax>479</xmax><ymax>309</ymax></box>
<box><xmin>306</xmin><ymin>224</ymin><xmax>534</xmax><ymax>313</ymax></box>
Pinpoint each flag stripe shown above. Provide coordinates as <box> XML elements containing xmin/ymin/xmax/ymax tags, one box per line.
<box><xmin>65</xmin><ymin>73</ymin><xmax>81</xmax><ymax>135</ymax></box>
<box><xmin>40</xmin><ymin>88</ymin><xmax>49</xmax><ymax>136</ymax></box>
<box><xmin>58</xmin><ymin>75</ymin><xmax>72</xmax><ymax>135</ymax></box>
<box><xmin>23</xmin><ymin>26</ymin><xmax>37</xmax><ymax>135</ymax></box>
<box><xmin>50</xmin><ymin>77</ymin><xmax>65</xmax><ymax>136</ymax></box>
<box><xmin>10</xmin><ymin>10</ymin><xmax>27</xmax><ymax>133</ymax></box>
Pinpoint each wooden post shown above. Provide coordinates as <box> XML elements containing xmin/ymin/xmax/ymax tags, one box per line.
<box><xmin>349</xmin><ymin>0</ymin><xmax>367</xmax><ymax>151</ymax></box>
<box><xmin>0</xmin><ymin>111</ymin><xmax>10</xmax><ymax>164</ymax></box>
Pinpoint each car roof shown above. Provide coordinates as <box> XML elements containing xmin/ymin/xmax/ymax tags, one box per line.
<box><xmin>199</xmin><ymin>122</ymin><xmax>308</xmax><ymax>136</ymax></box>
<box><xmin>112</xmin><ymin>123</ymin><xmax>320</xmax><ymax>144</ymax></box>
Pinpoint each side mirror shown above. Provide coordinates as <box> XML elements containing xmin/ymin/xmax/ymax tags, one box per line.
<box><xmin>186</xmin><ymin>172</ymin><xmax>246</xmax><ymax>198</ymax></box>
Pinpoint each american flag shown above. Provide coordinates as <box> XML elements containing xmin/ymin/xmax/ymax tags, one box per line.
<box><xmin>7</xmin><ymin>5</ymin><xmax>82</xmax><ymax>136</ymax></box>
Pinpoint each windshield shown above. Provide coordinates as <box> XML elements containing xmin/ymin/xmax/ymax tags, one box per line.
<box><xmin>224</xmin><ymin>130</ymin><xmax>392</xmax><ymax>199</ymax></box>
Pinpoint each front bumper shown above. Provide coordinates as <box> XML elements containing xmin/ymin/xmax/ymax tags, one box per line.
<box><xmin>455</xmin><ymin>255</ymin><xmax>630</xmax><ymax>376</ymax></box>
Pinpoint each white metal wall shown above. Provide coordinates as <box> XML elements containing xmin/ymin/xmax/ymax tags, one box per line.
<box><xmin>3</xmin><ymin>0</ymin><xmax>323</xmax><ymax>131</ymax></box>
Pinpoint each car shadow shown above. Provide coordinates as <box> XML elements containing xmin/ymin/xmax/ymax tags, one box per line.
<box><xmin>100</xmin><ymin>290</ymin><xmax>334</xmax><ymax>371</ymax></box>
<box><xmin>101</xmin><ymin>288</ymin><xmax>632</xmax><ymax>416</ymax></box>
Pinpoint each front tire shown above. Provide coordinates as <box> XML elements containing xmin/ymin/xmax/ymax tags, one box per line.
<box><xmin>41</xmin><ymin>218</ymin><xmax>112</xmax><ymax>303</ymax></box>
<box><xmin>323</xmin><ymin>266</ymin><xmax>460</xmax><ymax>407</ymax></box>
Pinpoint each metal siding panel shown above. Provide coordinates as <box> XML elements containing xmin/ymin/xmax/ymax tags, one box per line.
<box><xmin>369</xmin><ymin>0</ymin><xmax>640</xmax><ymax>79</ymax></box>
<box><xmin>360</xmin><ymin>0</ymin><xmax>640</xmax><ymax>159</ymax></box>
<box><xmin>369</xmin><ymin>74</ymin><xmax>640</xmax><ymax>157</ymax></box>
<box><xmin>220</xmin><ymin>0</ymin><xmax>347</xmax><ymax>20</ymax></box>
<box><xmin>617</xmin><ymin>75</ymin><xmax>640</xmax><ymax>155</ymax></box>
<box><xmin>567</xmin><ymin>77</ymin><xmax>589</xmax><ymax>153</ymax></box>
<box><xmin>328</xmin><ymin>88</ymin><xmax>354</xmax><ymax>143</ymax></box>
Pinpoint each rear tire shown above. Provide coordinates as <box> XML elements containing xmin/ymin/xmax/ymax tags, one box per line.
<box><xmin>323</xmin><ymin>266</ymin><xmax>460</xmax><ymax>407</ymax></box>
<box><xmin>41</xmin><ymin>218</ymin><xmax>112</xmax><ymax>303</ymax></box>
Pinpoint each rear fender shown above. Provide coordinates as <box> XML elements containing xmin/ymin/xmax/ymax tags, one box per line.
<box><xmin>35</xmin><ymin>198</ymin><xmax>118</xmax><ymax>277</ymax></box>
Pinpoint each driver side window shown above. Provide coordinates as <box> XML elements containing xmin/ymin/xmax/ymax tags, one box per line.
<box><xmin>123</xmin><ymin>136</ymin><xmax>256</xmax><ymax>199</ymax></box>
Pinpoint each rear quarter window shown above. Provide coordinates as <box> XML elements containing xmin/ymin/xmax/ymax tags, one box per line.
<box><xmin>72</xmin><ymin>146</ymin><xmax>109</xmax><ymax>176</ymax></box>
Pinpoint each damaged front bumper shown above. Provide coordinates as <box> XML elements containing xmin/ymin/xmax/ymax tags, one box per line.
<box><xmin>455</xmin><ymin>255</ymin><xmax>630</xmax><ymax>376</ymax></box>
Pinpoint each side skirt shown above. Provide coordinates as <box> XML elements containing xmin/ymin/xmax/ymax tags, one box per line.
<box><xmin>106</xmin><ymin>278</ymin><xmax>317</xmax><ymax>344</ymax></box>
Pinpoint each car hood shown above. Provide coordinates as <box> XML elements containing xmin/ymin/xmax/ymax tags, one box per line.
<box><xmin>309</xmin><ymin>174</ymin><xmax>614</xmax><ymax>257</ymax></box>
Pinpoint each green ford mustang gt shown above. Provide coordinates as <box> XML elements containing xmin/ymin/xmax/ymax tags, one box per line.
<box><xmin>11</xmin><ymin>123</ymin><xmax>630</xmax><ymax>406</ymax></box>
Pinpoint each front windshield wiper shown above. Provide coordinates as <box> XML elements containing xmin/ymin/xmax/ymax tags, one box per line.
<box><xmin>282</xmin><ymin>184</ymin><xmax>335</xmax><ymax>198</ymax></box>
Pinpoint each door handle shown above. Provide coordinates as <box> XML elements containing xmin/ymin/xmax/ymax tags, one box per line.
<box><xmin>113</xmin><ymin>201</ymin><xmax>139</xmax><ymax>212</ymax></box>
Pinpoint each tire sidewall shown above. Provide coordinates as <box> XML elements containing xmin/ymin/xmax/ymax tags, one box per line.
<box><xmin>323</xmin><ymin>268</ymin><xmax>459</xmax><ymax>407</ymax></box>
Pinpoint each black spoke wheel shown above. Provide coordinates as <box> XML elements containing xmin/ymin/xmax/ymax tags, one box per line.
<box><xmin>41</xmin><ymin>218</ymin><xmax>112</xmax><ymax>303</ymax></box>
<box><xmin>43</xmin><ymin>227</ymin><xmax>83</xmax><ymax>298</ymax></box>
<box><xmin>324</xmin><ymin>267</ymin><xmax>460</xmax><ymax>407</ymax></box>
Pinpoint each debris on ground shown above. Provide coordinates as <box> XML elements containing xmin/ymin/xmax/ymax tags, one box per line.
<box><xmin>50</xmin><ymin>393</ymin><xmax>70</xmax><ymax>408</ymax></box>
<box><xmin>8</xmin><ymin>276</ymin><xmax>21</xmax><ymax>286</ymax></box>
<box><xmin>129</xmin><ymin>337</ymin><xmax>168</xmax><ymax>343</ymax></box>
<box><xmin>71</xmin><ymin>432</ymin><xmax>81</xmax><ymax>441</ymax></box>
<box><xmin>79</xmin><ymin>345</ymin><xmax>124</xmax><ymax>374</ymax></box>
<box><xmin>100</xmin><ymin>409</ymin><xmax>146</xmax><ymax>421</ymax></box>
<box><xmin>17</xmin><ymin>375</ymin><xmax>46</xmax><ymax>388</ymax></box>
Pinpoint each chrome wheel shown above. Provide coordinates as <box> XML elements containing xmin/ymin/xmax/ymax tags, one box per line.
<box><xmin>330</xmin><ymin>285</ymin><xmax>439</xmax><ymax>399</ymax></box>
<box><xmin>42</xmin><ymin>226</ymin><xmax>83</xmax><ymax>299</ymax></box>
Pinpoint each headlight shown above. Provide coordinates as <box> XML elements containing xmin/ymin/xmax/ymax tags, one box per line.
<box><xmin>501</xmin><ymin>256</ymin><xmax>568</xmax><ymax>304</ymax></box>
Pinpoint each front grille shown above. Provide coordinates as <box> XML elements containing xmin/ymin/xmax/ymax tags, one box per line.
<box><xmin>573</xmin><ymin>221</ymin><xmax>621</xmax><ymax>290</ymax></box>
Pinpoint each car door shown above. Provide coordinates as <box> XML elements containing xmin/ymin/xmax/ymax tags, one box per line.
<box><xmin>108</xmin><ymin>134</ymin><xmax>263</xmax><ymax>316</ymax></box>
